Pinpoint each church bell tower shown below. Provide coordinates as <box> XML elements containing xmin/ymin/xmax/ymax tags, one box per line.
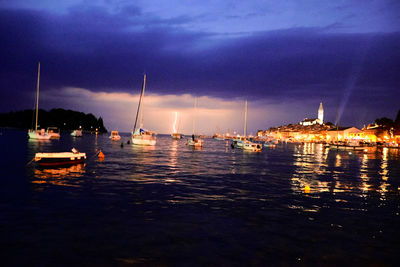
<box><xmin>318</xmin><ymin>102</ymin><xmax>324</xmax><ymax>124</ymax></box>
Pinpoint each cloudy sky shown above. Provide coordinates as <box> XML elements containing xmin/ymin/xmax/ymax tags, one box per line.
<box><xmin>1</xmin><ymin>0</ymin><xmax>399</xmax><ymax>134</ymax></box>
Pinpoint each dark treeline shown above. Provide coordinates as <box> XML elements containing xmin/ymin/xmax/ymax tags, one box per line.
<box><xmin>0</xmin><ymin>108</ymin><xmax>107</xmax><ymax>132</ymax></box>
<box><xmin>374</xmin><ymin>109</ymin><xmax>400</xmax><ymax>131</ymax></box>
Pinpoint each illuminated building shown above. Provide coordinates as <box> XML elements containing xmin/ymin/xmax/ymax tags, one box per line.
<box><xmin>300</xmin><ymin>102</ymin><xmax>324</xmax><ymax>126</ymax></box>
<box><xmin>362</xmin><ymin>124</ymin><xmax>391</xmax><ymax>143</ymax></box>
<box><xmin>326</xmin><ymin>127</ymin><xmax>363</xmax><ymax>141</ymax></box>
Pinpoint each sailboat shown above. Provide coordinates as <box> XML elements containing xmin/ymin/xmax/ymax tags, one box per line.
<box><xmin>231</xmin><ymin>100</ymin><xmax>261</xmax><ymax>152</ymax></box>
<box><xmin>187</xmin><ymin>98</ymin><xmax>203</xmax><ymax>147</ymax></box>
<box><xmin>231</xmin><ymin>100</ymin><xmax>248</xmax><ymax>148</ymax></box>
<box><xmin>131</xmin><ymin>74</ymin><xmax>157</xmax><ymax>146</ymax></box>
<box><xmin>28</xmin><ymin>62</ymin><xmax>51</xmax><ymax>140</ymax></box>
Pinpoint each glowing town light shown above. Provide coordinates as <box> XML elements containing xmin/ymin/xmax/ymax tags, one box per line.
<box><xmin>172</xmin><ymin>111</ymin><xmax>178</xmax><ymax>133</ymax></box>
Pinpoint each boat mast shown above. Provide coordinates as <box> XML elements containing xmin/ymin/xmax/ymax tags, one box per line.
<box><xmin>133</xmin><ymin>74</ymin><xmax>146</xmax><ymax>133</ymax></box>
<box><xmin>336</xmin><ymin>105</ymin><xmax>339</xmax><ymax>141</ymax></box>
<box><xmin>193</xmin><ymin>97</ymin><xmax>197</xmax><ymax>135</ymax></box>
<box><xmin>244</xmin><ymin>100</ymin><xmax>247</xmax><ymax>137</ymax></box>
<box><xmin>35</xmin><ymin>62</ymin><xmax>40</xmax><ymax>131</ymax></box>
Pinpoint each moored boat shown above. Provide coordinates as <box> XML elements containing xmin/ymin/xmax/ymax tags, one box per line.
<box><xmin>28</xmin><ymin>62</ymin><xmax>51</xmax><ymax>140</ymax></box>
<box><xmin>187</xmin><ymin>134</ymin><xmax>204</xmax><ymax>147</ymax></box>
<box><xmin>329</xmin><ymin>144</ymin><xmax>368</xmax><ymax>151</ymax></box>
<box><xmin>132</xmin><ymin>128</ymin><xmax>157</xmax><ymax>146</ymax></box>
<box><xmin>29</xmin><ymin>129</ymin><xmax>51</xmax><ymax>140</ymax></box>
<box><xmin>243</xmin><ymin>142</ymin><xmax>262</xmax><ymax>152</ymax></box>
<box><xmin>329</xmin><ymin>140</ymin><xmax>370</xmax><ymax>151</ymax></box>
<box><xmin>47</xmin><ymin>127</ymin><xmax>60</xmax><ymax>139</ymax></box>
<box><xmin>171</xmin><ymin>133</ymin><xmax>183</xmax><ymax>139</ymax></box>
<box><xmin>109</xmin><ymin>131</ymin><xmax>121</xmax><ymax>141</ymax></box>
<box><xmin>187</xmin><ymin>98</ymin><xmax>203</xmax><ymax>148</ymax></box>
<box><xmin>34</xmin><ymin>148</ymin><xmax>86</xmax><ymax>166</ymax></box>
<box><xmin>131</xmin><ymin>74</ymin><xmax>157</xmax><ymax>146</ymax></box>
<box><xmin>232</xmin><ymin>136</ymin><xmax>246</xmax><ymax>148</ymax></box>
<box><xmin>71</xmin><ymin>129</ymin><xmax>83</xmax><ymax>137</ymax></box>
<box><xmin>230</xmin><ymin>100</ymin><xmax>262</xmax><ymax>151</ymax></box>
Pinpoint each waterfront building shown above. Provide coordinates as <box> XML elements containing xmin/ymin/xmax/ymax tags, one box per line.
<box><xmin>362</xmin><ymin>124</ymin><xmax>391</xmax><ymax>143</ymax></box>
<box><xmin>326</xmin><ymin>127</ymin><xmax>363</xmax><ymax>141</ymax></box>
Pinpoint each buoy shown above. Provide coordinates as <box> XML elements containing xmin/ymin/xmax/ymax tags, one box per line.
<box><xmin>304</xmin><ymin>185</ymin><xmax>310</xmax><ymax>194</ymax></box>
<box><xmin>121</xmin><ymin>142</ymin><xmax>124</xmax><ymax>148</ymax></box>
<box><xmin>98</xmin><ymin>150</ymin><xmax>105</xmax><ymax>161</ymax></box>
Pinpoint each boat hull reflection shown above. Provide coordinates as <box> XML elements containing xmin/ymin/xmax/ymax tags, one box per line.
<box><xmin>34</xmin><ymin>163</ymin><xmax>86</xmax><ymax>180</ymax></box>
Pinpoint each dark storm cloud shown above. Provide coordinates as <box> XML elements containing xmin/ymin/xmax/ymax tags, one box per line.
<box><xmin>0</xmin><ymin>5</ymin><xmax>399</xmax><ymax>122</ymax></box>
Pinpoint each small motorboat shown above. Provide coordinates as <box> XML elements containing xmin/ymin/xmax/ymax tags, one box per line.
<box><xmin>34</xmin><ymin>148</ymin><xmax>86</xmax><ymax>166</ymax></box>
<box><xmin>231</xmin><ymin>136</ymin><xmax>247</xmax><ymax>148</ymax></box>
<box><xmin>171</xmin><ymin>133</ymin><xmax>183</xmax><ymax>139</ymax></box>
<box><xmin>47</xmin><ymin>127</ymin><xmax>60</xmax><ymax>139</ymax></box>
<box><xmin>71</xmin><ymin>129</ymin><xmax>83</xmax><ymax>137</ymax></box>
<box><xmin>109</xmin><ymin>131</ymin><xmax>121</xmax><ymax>141</ymax></box>
<box><xmin>243</xmin><ymin>142</ymin><xmax>262</xmax><ymax>152</ymax></box>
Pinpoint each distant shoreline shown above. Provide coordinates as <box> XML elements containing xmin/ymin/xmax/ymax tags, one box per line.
<box><xmin>0</xmin><ymin>108</ymin><xmax>107</xmax><ymax>133</ymax></box>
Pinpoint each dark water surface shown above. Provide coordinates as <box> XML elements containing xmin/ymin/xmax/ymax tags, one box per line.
<box><xmin>1</xmin><ymin>129</ymin><xmax>399</xmax><ymax>265</ymax></box>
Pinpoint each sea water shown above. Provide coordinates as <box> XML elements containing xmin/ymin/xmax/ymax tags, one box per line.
<box><xmin>0</xmin><ymin>129</ymin><xmax>399</xmax><ymax>265</ymax></box>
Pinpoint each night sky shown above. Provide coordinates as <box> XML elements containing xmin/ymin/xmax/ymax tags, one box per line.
<box><xmin>1</xmin><ymin>1</ymin><xmax>399</xmax><ymax>134</ymax></box>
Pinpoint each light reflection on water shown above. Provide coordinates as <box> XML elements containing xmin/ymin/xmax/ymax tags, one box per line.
<box><xmin>33</xmin><ymin>164</ymin><xmax>86</xmax><ymax>187</ymax></box>
<box><xmin>24</xmin><ymin>134</ymin><xmax>400</xmax><ymax>202</ymax></box>
<box><xmin>290</xmin><ymin>144</ymin><xmax>400</xmax><ymax>199</ymax></box>
<box><xmin>2</xmin><ymin>130</ymin><xmax>400</xmax><ymax>264</ymax></box>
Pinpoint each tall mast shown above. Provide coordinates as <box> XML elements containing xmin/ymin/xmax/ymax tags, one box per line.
<box><xmin>139</xmin><ymin>74</ymin><xmax>146</xmax><ymax>128</ymax></box>
<box><xmin>193</xmin><ymin>97</ymin><xmax>197</xmax><ymax>135</ymax></box>
<box><xmin>244</xmin><ymin>100</ymin><xmax>247</xmax><ymax>137</ymax></box>
<box><xmin>133</xmin><ymin>74</ymin><xmax>146</xmax><ymax>132</ymax></box>
<box><xmin>35</xmin><ymin>62</ymin><xmax>40</xmax><ymax>131</ymax></box>
<box><xmin>336</xmin><ymin>105</ymin><xmax>339</xmax><ymax>141</ymax></box>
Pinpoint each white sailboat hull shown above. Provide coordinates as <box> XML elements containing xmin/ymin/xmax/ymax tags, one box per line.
<box><xmin>132</xmin><ymin>134</ymin><xmax>156</xmax><ymax>146</ymax></box>
<box><xmin>187</xmin><ymin>138</ymin><xmax>203</xmax><ymax>147</ymax></box>
<box><xmin>28</xmin><ymin>130</ymin><xmax>51</xmax><ymax>140</ymax></box>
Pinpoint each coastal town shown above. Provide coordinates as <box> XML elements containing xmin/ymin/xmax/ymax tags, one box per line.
<box><xmin>256</xmin><ymin>103</ymin><xmax>400</xmax><ymax>146</ymax></box>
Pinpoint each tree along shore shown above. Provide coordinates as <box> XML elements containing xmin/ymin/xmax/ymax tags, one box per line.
<box><xmin>0</xmin><ymin>108</ymin><xmax>107</xmax><ymax>133</ymax></box>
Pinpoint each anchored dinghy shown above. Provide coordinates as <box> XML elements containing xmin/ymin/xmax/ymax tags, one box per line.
<box><xmin>34</xmin><ymin>148</ymin><xmax>86</xmax><ymax>167</ymax></box>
